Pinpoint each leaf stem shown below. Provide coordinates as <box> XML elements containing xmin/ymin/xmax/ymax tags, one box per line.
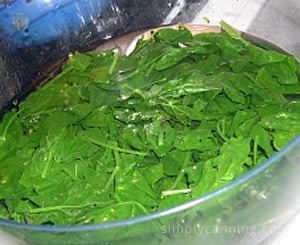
<box><xmin>253</xmin><ymin>136</ymin><xmax>258</xmax><ymax>165</ymax></box>
<box><xmin>29</xmin><ymin>201</ymin><xmax>113</xmax><ymax>214</ymax></box>
<box><xmin>170</xmin><ymin>151</ymin><xmax>191</xmax><ymax>190</ymax></box>
<box><xmin>109</xmin><ymin>51</ymin><xmax>119</xmax><ymax>74</ymax></box>
<box><xmin>41</xmin><ymin>147</ymin><xmax>54</xmax><ymax>179</ymax></box>
<box><xmin>48</xmin><ymin>65</ymin><xmax>73</xmax><ymax>84</ymax></box>
<box><xmin>104</xmin><ymin>201</ymin><xmax>149</xmax><ymax>215</ymax></box>
<box><xmin>161</xmin><ymin>189</ymin><xmax>191</xmax><ymax>198</ymax></box>
<box><xmin>88</xmin><ymin>138</ymin><xmax>148</xmax><ymax>156</ymax></box>
<box><xmin>104</xmin><ymin>149</ymin><xmax>120</xmax><ymax>191</ymax></box>
<box><xmin>0</xmin><ymin>109</ymin><xmax>23</xmax><ymax>145</ymax></box>
<box><xmin>216</xmin><ymin>121</ymin><xmax>229</xmax><ymax>142</ymax></box>
<box><xmin>219</xmin><ymin>20</ymin><xmax>248</xmax><ymax>46</ymax></box>
<box><xmin>24</xmin><ymin>108</ymin><xmax>57</xmax><ymax>118</ymax></box>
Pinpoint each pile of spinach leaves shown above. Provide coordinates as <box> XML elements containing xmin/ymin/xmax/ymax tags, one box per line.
<box><xmin>0</xmin><ymin>22</ymin><xmax>300</xmax><ymax>226</ymax></box>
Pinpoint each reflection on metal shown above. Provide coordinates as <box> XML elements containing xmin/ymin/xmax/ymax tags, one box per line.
<box><xmin>12</xmin><ymin>13</ymin><xmax>29</xmax><ymax>31</ymax></box>
<box><xmin>0</xmin><ymin>0</ymin><xmax>206</xmax><ymax>113</ymax></box>
<box><xmin>163</xmin><ymin>0</ymin><xmax>186</xmax><ymax>24</ymax></box>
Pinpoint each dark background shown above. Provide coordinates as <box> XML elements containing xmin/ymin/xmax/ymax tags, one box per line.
<box><xmin>0</xmin><ymin>0</ymin><xmax>208</xmax><ymax>114</ymax></box>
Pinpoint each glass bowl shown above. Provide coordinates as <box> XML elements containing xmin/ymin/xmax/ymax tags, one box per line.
<box><xmin>1</xmin><ymin>1</ymin><xmax>300</xmax><ymax>245</ymax></box>
<box><xmin>0</xmin><ymin>135</ymin><xmax>300</xmax><ymax>245</ymax></box>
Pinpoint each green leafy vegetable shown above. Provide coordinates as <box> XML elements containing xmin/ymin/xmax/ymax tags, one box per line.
<box><xmin>0</xmin><ymin>22</ymin><xmax>300</xmax><ymax>226</ymax></box>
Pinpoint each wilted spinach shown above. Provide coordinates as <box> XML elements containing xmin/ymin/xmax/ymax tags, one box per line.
<box><xmin>0</xmin><ymin>22</ymin><xmax>300</xmax><ymax>226</ymax></box>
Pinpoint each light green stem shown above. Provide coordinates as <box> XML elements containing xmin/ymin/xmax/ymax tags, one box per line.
<box><xmin>219</xmin><ymin>20</ymin><xmax>248</xmax><ymax>46</ymax></box>
<box><xmin>253</xmin><ymin>136</ymin><xmax>258</xmax><ymax>165</ymax></box>
<box><xmin>161</xmin><ymin>189</ymin><xmax>191</xmax><ymax>197</ymax></box>
<box><xmin>41</xmin><ymin>147</ymin><xmax>54</xmax><ymax>179</ymax></box>
<box><xmin>170</xmin><ymin>151</ymin><xmax>191</xmax><ymax>190</ymax></box>
<box><xmin>103</xmin><ymin>201</ymin><xmax>149</xmax><ymax>215</ymax></box>
<box><xmin>216</xmin><ymin>122</ymin><xmax>229</xmax><ymax>142</ymax></box>
<box><xmin>88</xmin><ymin>138</ymin><xmax>148</xmax><ymax>156</ymax></box>
<box><xmin>104</xmin><ymin>149</ymin><xmax>120</xmax><ymax>191</ymax></box>
<box><xmin>109</xmin><ymin>52</ymin><xmax>119</xmax><ymax>74</ymax></box>
<box><xmin>0</xmin><ymin>109</ymin><xmax>23</xmax><ymax>144</ymax></box>
<box><xmin>29</xmin><ymin>201</ymin><xmax>113</xmax><ymax>214</ymax></box>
